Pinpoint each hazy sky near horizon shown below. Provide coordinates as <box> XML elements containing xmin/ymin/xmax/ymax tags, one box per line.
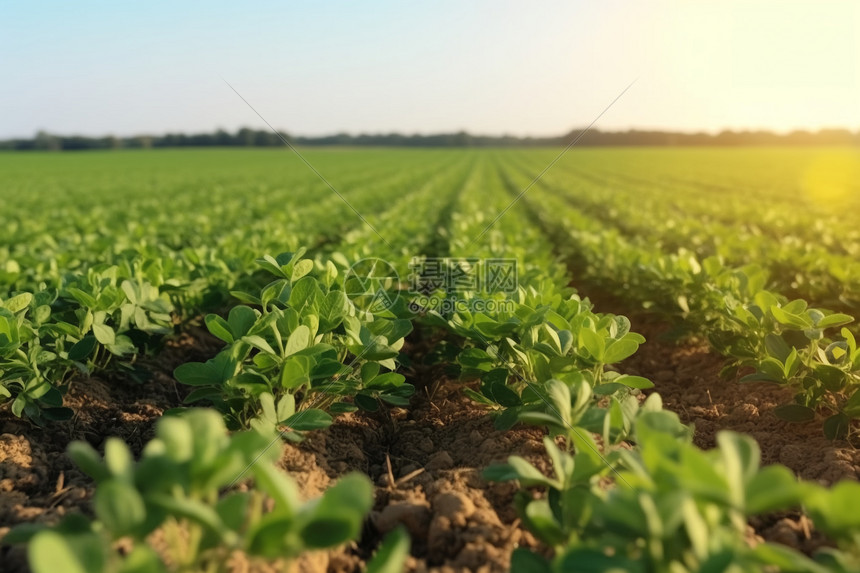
<box><xmin>2</xmin><ymin>0</ymin><xmax>859</xmax><ymax>138</ymax></box>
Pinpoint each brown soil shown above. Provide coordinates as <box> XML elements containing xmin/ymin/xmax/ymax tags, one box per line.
<box><xmin>0</xmin><ymin>329</ymin><xmax>545</xmax><ymax>573</ymax></box>
<box><xmin>579</xmin><ymin>288</ymin><xmax>859</xmax><ymax>555</ymax></box>
<box><xmin>0</xmin><ymin>327</ymin><xmax>222</xmax><ymax>570</ymax></box>
<box><xmin>604</xmin><ymin>310</ymin><xmax>860</xmax><ymax>485</ymax></box>
<box><xmin>3</xmin><ymin>292</ymin><xmax>858</xmax><ymax>571</ymax></box>
<box><xmin>275</xmin><ymin>379</ymin><xmax>546</xmax><ymax>573</ymax></box>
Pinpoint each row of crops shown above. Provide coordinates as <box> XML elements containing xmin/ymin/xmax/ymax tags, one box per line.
<box><xmin>1</xmin><ymin>148</ymin><xmax>859</xmax><ymax>572</ymax></box>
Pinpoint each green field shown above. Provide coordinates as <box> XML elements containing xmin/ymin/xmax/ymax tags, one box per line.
<box><xmin>2</xmin><ymin>147</ymin><xmax>860</xmax><ymax>572</ymax></box>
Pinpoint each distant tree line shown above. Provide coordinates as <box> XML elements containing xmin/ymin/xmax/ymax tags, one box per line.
<box><xmin>2</xmin><ymin>127</ymin><xmax>859</xmax><ymax>151</ymax></box>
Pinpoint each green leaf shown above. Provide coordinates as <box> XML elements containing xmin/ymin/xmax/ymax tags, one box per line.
<box><xmin>355</xmin><ymin>393</ymin><xmax>379</xmax><ymax>412</ymax></box>
<box><xmin>783</xmin><ymin>299</ymin><xmax>808</xmax><ymax>315</ymax></box>
<box><xmin>518</xmin><ymin>411</ymin><xmax>565</xmax><ymax>430</ymax></box>
<box><xmin>361</xmin><ymin>361</ymin><xmax>381</xmax><ymax>383</ymax></box>
<box><xmin>251</xmin><ymin>464</ymin><xmax>300</xmax><ymax>515</ymax></box>
<box><xmin>579</xmin><ymin>328</ymin><xmax>605</xmax><ymax>361</ymax></box>
<box><xmin>227</xmin><ymin>306</ymin><xmax>257</xmax><ymax>339</ymax></box>
<box><xmin>229</xmin><ymin>290</ymin><xmax>261</xmax><ymax>306</ymax></box>
<box><xmin>284</xmin><ymin>409</ymin><xmax>332</xmax><ymax>431</ymax></box>
<box><xmin>280</xmin><ymin>355</ymin><xmax>311</xmax><ymax>390</ymax></box>
<box><xmin>462</xmin><ymin>387</ymin><xmax>494</xmax><ymax>405</ymax></box>
<box><xmin>509</xmin><ymin>548</ymin><xmax>552</xmax><ymax>573</ymax></box>
<box><xmin>284</xmin><ymin>325</ymin><xmax>310</xmax><ymax>357</ymax></box>
<box><xmin>258</xmin><ymin>392</ymin><xmax>277</xmax><ymax>424</ymax></box>
<box><xmin>739</xmin><ymin>370</ymin><xmax>783</xmax><ymax>384</ymax></box>
<box><xmin>300</xmin><ymin>517</ymin><xmax>355</xmax><ymax>550</ymax></box>
<box><xmin>67</xmin><ymin>441</ymin><xmax>109</xmax><ymax>482</ymax></box>
<box><xmin>174</xmin><ymin>362</ymin><xmax>216</xmax><ymax>386</ymax></box>
<box><xmin>380</xmin><ymin>393</ymin><xmax>411</xmax><ymax>406</ymax></box>
<box><xmin>764</xmin><ymin>333</ymin><xmax>791</xmax><ymax>362</ymax></box>
<box><xmin>367</xmin><ymin>372</ymin><xmax>406</xmax><ymax>389</ymax></box>
<box><xmin>770</xmin><ymin>306</ymin><xmax>811</xmax><ymax>329</ymax></box>
<box><xmin>68</xmin><ymin>335</ymin><xmax>97</xmax><ymax>361</ymax></box>
<box><xmin>276</xmin><ymin>393</ymin><xmax>296</xmax><ymax>421</ymax></box>
<box><xmin>746</xmin><ymin>465</ymin><xmax>803</xmax><ymax>514</ymax></box>
<box><xmin>843</xmin><ymin>385</ymin><xmax>860</xmax><ymax>412</ymax></box>
<box><xmin>29</xmin><ymin>529</ymin><xmax>106</xmax><ymax>573</ymax></box>
<box><xmin>457</xmin><ymin>347</ymin><xmax>495</xmax><ymax>371</ymax></box>
<box><xmin>493</xmin><ymin>406</ymin><xmax>521</xmax><ymax>431</ymax></box>
<box><xmin>815</xmin><ymin>365</ymin><xmax>846</xmax><ymax>392</ymax></box>
<box><xmin>33</xmin><ymin>304</ymin><xmax>51</xmax><ymax>324</ymax></box>
<box><xmin>174</xmin><ymin>352</ymin><xmax>237</xmax><ymax>387</ymax></box>
<box><xmin>716</xmin><ymin>431</ymin><xmax>761</xmax><ymax>495</ymax></box>
<box><xmin>301</xmin><ymin>473</ymin><xmax>372</xmax><ymax>548</ymax></box>
<box><xmin>484</xmin><ymin>381</ymin><xmax>521</xmax><ymax>407</ymax></box>
<box><xmin>67</xmin><ymin>288</ymin><xmax>97</xmax><ymax>309</ymax></box>
<box><xmin>42</xmin><ymin>407</ymin><xmax>74</xmax><ymax>421</ymax></box>
<box><xmin>291</xmin><ymin>259</ymin><xmax>314</xmax><ymax>282</ymax></box>
<box><xmin>522</xmin><ymin>498</ymin><xmax>565</xmax><ymax>546</ymax></box>
<box><xmin>148</xmin><ymin>494</ymin><xmax>231</xmax><ymax>542</ymax></box>
<box><xmin>490</xmin><ymin>456</ymin><xmax>556</xmax><ymax>488</ymax></box>
<box><xmin>256</xmin><ymin>255</ymin><xmax>289</xmax><ymax>278</ymax></box>
<box><xmin>92</xmin><ymin>323</ymin><xmax>116</xmax><ymax>346</ymax></box>
<box><xmin>806</xmin><ymin>481</ymin><xmax>860</xmax><ymax>537</ymax></box>
<box><xmin>247</xmin><ymin>514</ymin><xmax>297</xmax><ymax>557</ymax></box>
<box><xmin>319</xmin><ymin>290</ymin><xmax>350</xmax><ymax>331</ymax></box>
<box><xmin>603</xmin><ymin>338</ymin><xmax>640</xmax><ymax>364</ymax></box>
<box><xmin>615</xmin><ymin>374</ymin><xmax>654</xmax><ymax>389</ymax></box>
<box><xmin>823</xmin><ymin>412</ymin><xmax>850</xmax><ymax>440</ymax></box>
<box><xmin>94</xmin><ymin>479</ymin><xmax>147</xmax><ymax>536</ymax></box>
<box><xmin>773</xmin><ymin>404</ymin><xmax>815</xmax><ymax>422</ymax></box>
<box><xmin>117</xmin><ymin>545</ymin><xmax>165</xmax><ymax>573</ymax></box>
<box><xmin>817</xmin><ymin>313</ymin><xmax>853</xmax><ymax>329</ymax></box>
<box><xmin>120</xmin><ymin>281</ymin><xmax>139</xmax><ymax>305</ymax></box>
<box><xmin>751</xmin><ymin>543</ymin><xmax>830</xmax><ymax>573</ymax></box>
<box><xmin>545</xmin><ymin>379</ymin><xmax>572</xmax><ymax>427</ymax></box>
<box><xmin>330</xmin><ymin>402</ymin><xmax>358</xmax><ymax>413</ymax></box>
<box><xmin>104</xmin><ymin>437</ymin><xmax>135</xmax><ymax>481</ymax></box>
<box><xmin>3</xmin><ymin>293</ymin><xmax>33</xmax><ymax>313</ymax></box>
<box><xmin>635</xmin><ymin>410</ymin><xmax>691</xmax><ymax>444</ymax></box>
<box><xmin>483</xmin><ymin>462</ymin><xmax>522</xmax><ymax>483</ymax></box>
<box><xmin>12</xmin><ymin>394</ymin><xmax>27</xmax><ymax>417</ymax></box>
<box><xmin>182</xmin><ymin>387</ymin><xmax>221</xmax><ymax>404</ymax></box>
<box><xmin>543</xmin><ymin>436</ymin><xmax>574</xmax><ymax>484</ymax></box>
<box><xmin>204</xmin><ymin>314</ymin><xmax>233</xmax><ymax>343</ymax></box>
<box><xmin>366</xmin><ymin>527</ymin><xmax>411</xmax><ymax>573</ymax></box>
<box><xmin>155</xmin><ymin>416</ymin><xmax>194</xmax><ymax>462</ymax></box>
<box><xmin>289</xmin><ymin>276</ymin><xmax>321</xmax><ymax>312</ymax></box>
<box><xmin>242</xmin><ymin>335</ymin><xmax>277</xmax><ymax>356</ymax></box>
<box><xmin>3</xmin><ymin>523</ymin><xmax>45</xmax><ymax>544</ymax></box>
<box><xmin>323</xmin><ymin>260</ymin><xmax>338</xmax><ymax>287</ymax></box>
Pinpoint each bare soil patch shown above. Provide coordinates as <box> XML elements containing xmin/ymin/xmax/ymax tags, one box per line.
<box><xmin>0</xmin><ymin>330</ymin><xmax>546</xmax><ymax>572</ymax></box>
<box><xmin>6</xmin><ymin>287</ymin><xmax>854</xmax><ymax>570</ymax></box>
<box><xmin>578</xmin><ymin>287</ymin><xmax>858</xmax><ymax>554</ymax></box>
<box><xmin>275</xmin><ymin>375</ymin><xmax>546</xmax><ymax>572</ymax></box>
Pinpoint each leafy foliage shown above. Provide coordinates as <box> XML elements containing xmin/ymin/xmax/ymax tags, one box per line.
<box><xmin>5</xmin><ymin>149</ymin><xmax>860</xmax><ymax>573</ymax></box>
<box><xmin>173</xmin><ymin>249</ymin><xmax>413</xmax><ymax>432</ymax></box>
<box><xmin>7</xmin><ymin>409</ymin><xmax>390</xmax><ymax>572</ymax></box>
<box><xmin>487</xmin><ymin>411</ymin><xmax>860</xmax><ymax>572</ymax></box>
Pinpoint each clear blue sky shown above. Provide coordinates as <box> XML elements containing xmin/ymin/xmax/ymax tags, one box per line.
<box><xmin>2</xmin><ymin>0</ymin><xmax>858</xmax><ymax>138</ymax></box>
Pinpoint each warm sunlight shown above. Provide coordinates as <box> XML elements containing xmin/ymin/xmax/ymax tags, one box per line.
<box><xmin>4</xmin><ymin>2</ymin><xmax>860</xmax><ymax>572</ymax></box>
<box><xmin>4</xmin><ymin>0</ymin><xmax>859</xmax><ymax>136</ymax></box>
<box><xmin>802</xmin><ymin>151</ymin><xmax>860</xmax><ymax>206</ymax></box>
<box><xmin>645</xmin><ymin>0</ymin><xmax>860</xmax><ymax>133</ymax></box>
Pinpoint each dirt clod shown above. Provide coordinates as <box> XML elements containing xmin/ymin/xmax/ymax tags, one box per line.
<box><xmin>426</xmin><ymin>451</ymin><xmax>454</xmax><ymax>471</ymax></box>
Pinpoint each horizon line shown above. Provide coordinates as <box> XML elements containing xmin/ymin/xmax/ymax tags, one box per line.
<box><xmin>5</xmin><ymin>125</ymin><xmax>860</xmax><ymax>142</ymax></box>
